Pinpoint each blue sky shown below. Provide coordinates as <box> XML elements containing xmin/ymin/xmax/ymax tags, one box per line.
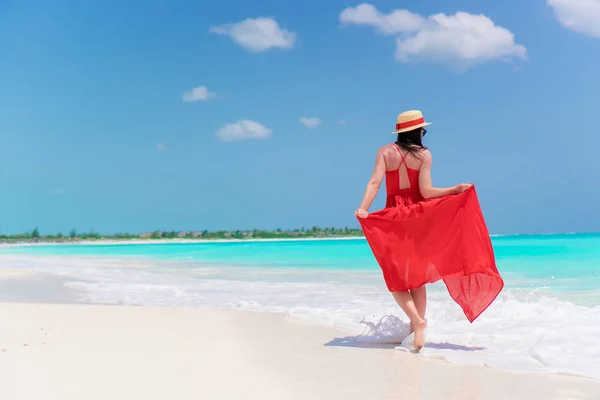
<box><xmin>1</xmin><ymin>0</ymin><xmax>600</xmax><ymax>235</ymax></box>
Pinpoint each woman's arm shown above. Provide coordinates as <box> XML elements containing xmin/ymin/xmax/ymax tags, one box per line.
<box><xmin>418</xmin><ymin>150</ymin><xmax>470</xmax><ymax>199</ymax></box>
<box><xmin>356</xmin><ymin>147</ymin><xmax>386</xmax><ymax>215</ymax></box>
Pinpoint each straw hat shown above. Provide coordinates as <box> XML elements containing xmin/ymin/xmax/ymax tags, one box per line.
<box><xmin>393</xmin><ymin>110</ymin><xmax>432</xmax><ymax>134</ymax></box>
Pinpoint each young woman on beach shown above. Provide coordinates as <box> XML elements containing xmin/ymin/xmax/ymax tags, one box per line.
<box><xmin>355</xmin><ymin>110</ymin><xmax>503</xmax><ymax>351</ymax></box>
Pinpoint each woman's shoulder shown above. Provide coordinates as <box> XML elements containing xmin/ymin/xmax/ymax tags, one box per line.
<box><xmin>377</xmin><ymin>143</ymin><xmax>399</xmax><ymax>155</ymax></box>
<box><xmin>419</xmin><ymin>148</ymin><xmax>432</xmax><ymax>158</ymax></box>
<box><xmin>418</xmin><ymin>149</ymin><xmax>432</xmax><ymax>165</ymax></box>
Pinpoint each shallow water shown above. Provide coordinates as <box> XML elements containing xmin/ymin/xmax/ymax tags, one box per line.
<box><xmin>1</xmin><ymin>234</ymin><xmax>599</xmax><ymax>379</ymax></box>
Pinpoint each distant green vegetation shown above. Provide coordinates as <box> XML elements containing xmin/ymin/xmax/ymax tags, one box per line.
<box><xmin>0</xmin><ymin>226</ymin><xmax>364</xmax><ymax>244</ymax></box>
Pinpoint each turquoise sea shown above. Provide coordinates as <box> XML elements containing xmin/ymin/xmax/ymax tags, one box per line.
<box><xmin>1</xmin><ymin>234</ymin><xmax>600</xmax><ymax>378</ymax></box>
<box><xmin>3</xmin><ymin>234</ymin><xmax>600</xmax><ymax>298</ymax></box>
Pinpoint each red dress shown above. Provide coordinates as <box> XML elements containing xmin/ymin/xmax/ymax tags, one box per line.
<box><xmin>357</xmin><ymin>146</ymin><xmax>504</xmax><ymax>322</ymax></box>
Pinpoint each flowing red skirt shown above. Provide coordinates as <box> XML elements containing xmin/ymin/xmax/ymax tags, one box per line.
<box><xmin>357</xmin><ymin>186</ymin><xmax>504</xmax><ymax>322</ymax></box>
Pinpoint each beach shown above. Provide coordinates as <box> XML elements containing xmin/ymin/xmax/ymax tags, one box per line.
<box><xmin>1</xmin><ymin>237</ymin><xmax>600</xmax><ymax>399</ymax></box>
<box><xmin>1</xmin><ymin>302</ymin><xmax>599</xmax><ymax>400</ymax></box>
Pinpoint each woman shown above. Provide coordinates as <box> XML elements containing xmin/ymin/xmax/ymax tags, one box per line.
<box><xmin>355</xmin><ymin>110</ymin><xmax>503</xmax><ymax>351</ymax></box>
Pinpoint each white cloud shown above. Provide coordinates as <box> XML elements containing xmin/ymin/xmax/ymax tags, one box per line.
<box><xmin>216</xmin><ymin>120</ymin><xmax>273</xmax><ymax>141</ymax></box>
<box><xmin>340</xmin><ymin>4</ymin><xmax>526</xmax><ymax>67</ymax></box>
<box><xmin>340</xmin><ymin>3</ymin><xmax>425</xmax><ymax>34</ymax></box>
<box><xmin>210</xmin><ymin>17</ymin><xmax>296</xmax><ymax>52</ymax></box>
<box><xmin>299</xmin><ymin>117</ymin><xmax>322</xmax><ymax>129</ymax></box>
<box><xmin>548</xmin><ymin>0</ymin><xmax>600</xmax><ymax>38</ymax></box>
<box><xmin>395</xmin><ymin>13</ymin><xmax>527</xmax><ymax>66</ymax></box>
<box><xmin>156</xmin><ymin>143</ymin><xmax>167</xmax><ymax>151</ymax></box>
<box><xmin>182</xmin><ymin>86</ymin><xmax>216</xmax><ymax>102</ymax></box>
<box><xmin>336</xmin><ymin>120</ymin><xmax>346</xmax><ymax>125</ymax></box>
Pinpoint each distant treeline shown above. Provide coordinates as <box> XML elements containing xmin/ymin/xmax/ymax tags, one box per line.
<box><xmin>0</xmin><ymin>226</ymin><xmax>364</xmax><ymax>243</ymax></box>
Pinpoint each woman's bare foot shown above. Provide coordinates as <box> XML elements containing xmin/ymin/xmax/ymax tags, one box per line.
<box><xmin>413</xmin><ymin>319</ymin><xmax>427</xmax><ymax>350</ymax></box>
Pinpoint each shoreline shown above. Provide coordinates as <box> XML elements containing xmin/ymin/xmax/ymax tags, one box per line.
<box><xmin>1</xmin><ymin>302</ymin><xmax>599</xmax><ymax>400</ymax></box>
<box><xmin>2</xmin><ymin>288</ymin><xmax>600</xmax><ymax>383</ymax></box>
<box><xmin>0</xmin><ymin>254</ymin><xmax>600</xmax><ymax>380</ymax></box>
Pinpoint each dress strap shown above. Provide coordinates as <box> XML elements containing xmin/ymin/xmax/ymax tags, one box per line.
<box><xmin>393</xmin><ymin>144</ymin><xmax>409</xmax><ymax>168</ymax></box>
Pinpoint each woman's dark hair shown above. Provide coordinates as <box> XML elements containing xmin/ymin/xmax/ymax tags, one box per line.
<box><xmin>395</xmin><ymin>127</ymin><xmax>427</xmax><ymax>158</ymax></box>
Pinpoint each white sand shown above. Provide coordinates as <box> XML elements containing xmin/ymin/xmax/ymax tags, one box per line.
<box><xmin>1</xmin><ymin>303</ymin><xmax>598</xmax><ymax>400</ymax></box>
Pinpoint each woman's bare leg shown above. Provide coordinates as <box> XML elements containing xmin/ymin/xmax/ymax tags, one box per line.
<box><xmin>407</xmin><ymin>286</ymin><xmax>427</xmax><ymax>334</ymax></box>
<box><xmin>411</xmin><ymin>286</ymin><xmax>427</xmax><ymax>320</ymax></box>
<box><xmin>391</xmin><ymin>291</ymin><xmax>427</xmax><ymax>350</ymax></box>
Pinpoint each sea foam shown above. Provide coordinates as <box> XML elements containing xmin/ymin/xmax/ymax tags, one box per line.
<box><xmin>1</xmin><ymin>254</ymin><xmax>599</xmax><ymax>379</ymax></box>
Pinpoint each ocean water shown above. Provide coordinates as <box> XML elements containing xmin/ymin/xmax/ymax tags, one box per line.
<box><xmin>1</xmin><ymin>234</ymin><xmax>600</xmax><ymax>379</ymax></box>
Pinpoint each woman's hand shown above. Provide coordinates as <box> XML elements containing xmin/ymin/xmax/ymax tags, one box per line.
<box><xmin>355</xmin><ymin>208</ymin><xmax>369</xmax><ymax>219</ymax></box>
<box><xmin>454</xmin><ymin>183</ymin><xmax>472</xmax><ymax>194</ymax></box>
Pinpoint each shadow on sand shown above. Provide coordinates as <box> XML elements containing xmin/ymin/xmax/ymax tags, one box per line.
<box><xmin>324</xmin><ymin>336</ymin><xmax>399</xmax><ymax>349</ymax></box>
<box><xmin>324</xmin><ymin>314</ymin><xmax>486</xmax><ymax>352</ymax></box>
<box><xmin>324</xmin><ymin>314</ymin><xmax>406</xmax><ymax>349</ymax></box>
